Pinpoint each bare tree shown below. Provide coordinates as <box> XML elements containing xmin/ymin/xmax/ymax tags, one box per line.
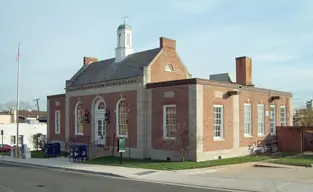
<box><xmin>299</xmin><ymin>109</ymin><xmax>313</xmax><ymax>126</ymax></box>
<box><xmin>0</xmin><ymin>101</ymin><xmax>32</xmax><ymax>111</ymax></box>
<box><xmin>32</xmin><ymin>133</ymin><xmax>47</xmax><ymax>151</ymax></box>
<box><xmin>158</xmin><ymin>122</ymin><xmax>207</xmax><ymax>162</ymax></box>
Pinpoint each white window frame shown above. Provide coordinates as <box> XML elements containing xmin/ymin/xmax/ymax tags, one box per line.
<box><xmin>18</xmin><ymin>135</ymin><xmax>24</xmax><ymax>145</ymax></box>
<box><xmin>116</xmin><ymin>98</ymin><xmax>129</xmax><ymax>138</ymax></box>
<box><xmin>257</xmin><ymin>104</ymin><xmax>265</xmax><ymax>136</ymax></box>
<box><xmin>74</xmin><ymin>102</ymin><xmax>84</xmax><ymax>135</ymax></box>
<box><xmin>270</xmin><ymin>105</ymin><xmax>276</xmax><ymax>135</ymax></box>
<box><xmin>213</xmin><ymin>105</ymin><xmax>224</xmax><ymax>140</ymax></box>
<box><xmin>280</xmin><ymin>106</ymin><xmax>286</xmax><ymax>126</ymax></box>
<box><xmin>162</xmin><ymin>104</ymin><xmax>177</xmax><ymax>140</ymax></box>
<box><xmin>55</xmin><ymin>110</ymin><xmax>61</xmax><ymax>134</ymax></box>
<box><xmin>165</xmin><ymin>64</ymin><xmax>174</xmax><ymax>72</ymax></box>
<box><xmin>244</xmin><ymin>103</ymin><xmax>252</xmax><ymax>137</ymax></box>
<box><xmin>10</xmin><ymin>136</ymin><xmax>16</xmax><ymax>145</ymax></box>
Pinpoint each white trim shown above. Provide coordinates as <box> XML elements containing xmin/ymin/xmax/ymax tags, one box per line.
<box><xmin>74</xmin><ymin>102</ymin><xmax>83</xmax><ymax>135</ymax></box>
<box><xmin>213</xmin><ymin>104</ymin><xmax>224</xmax><ymax>140</ymax></box>
<box><xmin>270</xmin><ymin>105</ymin><xmax>276</xmax><ymax>135</ymax></box>
<box><xmin>280</xmin><ymin>106</ymin><xmax>286</xmax><ymax>126</ymax></box>
<box><xmin>54</xmin><ymin>110</ymin><xmax>61</xmax><ymax>134</ymax></box>
<box><xmin>116</xmin><ymin>98</ymin><xmax>128</xmax><ymax>138</ymax></box>
<box><xmin>92</xmin><ymin>97</ymin><xmax>106</xmax><ymax>142</ymax></box>
<box><xmin>164</xmin><ymin>64</ymin><xmax>174</xmax><ymax>72</ymax></box>
<box><xmin>244</xmin><ymin>103</ymin><xmax>252</xmax><ymax>137</ymax></box>
<box><xmin>162</xmin><ymin>104</ymin><xmax>176</xmax><ymax>140</ymax></box>
<box><xmin>257</xmin><ymin>104</ymin><xmax>265</xmax><ymax>136</ymax></box>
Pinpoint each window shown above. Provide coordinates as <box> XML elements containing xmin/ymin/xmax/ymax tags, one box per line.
<box><xmin>118</xmin><ymin>34</ymin><xmax>121</xmax><ymax>46</ymax></box>
<box><xmin>244</xmin><ymin>103</ymin><xmax>252</xmax><ymax>136</ymax></box>
<box><xmin>213</xmin><ymin>105</ymin><xmax>224</xmax><ymax>139</ymax></box>
<box><xmin>165</xmin><ymin>64</ymin><xmax>174</xmax><ymax>72</ymax></box>
<box><xmin>98</xmin><ymin>102</ymin><xmax>105</xmax><ymax>110</ymax></box>
<box><xmin>163</xmin><ymin>105</ymin><xmax>176</xmax><ymax>139</ymax></box>
<box><xmin>127</xmin><ymin>33</ymin><xmax>131</xmax><ymax>46</ymax></box>
<box><xmin>116</xmin><ymin>99</ymin><xmax>129</xmax><ymax>137</ymax></box>
<box><xmin>75</xmin><ymin>102</ymin><xmax>84</xmax><ymax>135</ymax></box>
<box><xmin>10</xmin><ymin>136</ymin><xmax>16</xmax><ymax>145</ymax></box>
<box><xmin>270</xmin><ymin>105</ymin><xmax>276</xmax><ymax>134</ymax></box>
<box><xmin>55</xmin><ymin>110</ymin><xmax>61</xmax><ymax>134</ymax></box>
<box><xmin>18</xmin><ymin>135</ymin><xmax>24</xmax><ymax>145</ymax></box>
<box><xmin>257</xmin><ymin>104</ymin><xmax>265</xmax><ymax>136</ymax></box>
<box><xmin>280</xmin><ymin>106</ymin><xmax>286</xmax><ymax>126</ymax></box>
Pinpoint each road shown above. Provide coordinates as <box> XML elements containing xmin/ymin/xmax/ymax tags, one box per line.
<box><xmin>0</xmin><ymin>162</ymin><xmax>229</xmax><ymax>192</ymax></box>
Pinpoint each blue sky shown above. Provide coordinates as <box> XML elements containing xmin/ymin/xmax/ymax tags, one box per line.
<box><xmin>1</xmin><ymin>0</ymin><xmax>312</xmax><ymax>110</ymax></box>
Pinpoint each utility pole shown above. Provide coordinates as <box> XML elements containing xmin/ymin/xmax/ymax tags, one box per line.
<box><xmin>33</xmin><ymin>98</ymin><xmax>40</xmax><ymax>119</ymax></box>
<box><xmin>16</xmin><ymin>42</ymin><xmax>21</xmax><ymax>158</ymax></box>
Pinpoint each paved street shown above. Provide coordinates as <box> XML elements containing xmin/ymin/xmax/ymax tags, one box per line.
<box><xmin>0</xmin><ymin>162</ymin><xmax>229</xmax><ymax>192</ymax></box>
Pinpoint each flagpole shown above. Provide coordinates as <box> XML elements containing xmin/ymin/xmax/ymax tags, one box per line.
<box><xmin>16</xmin><ymin>42</ymin><xmax>20</xmax><ymax>158</ymax></box>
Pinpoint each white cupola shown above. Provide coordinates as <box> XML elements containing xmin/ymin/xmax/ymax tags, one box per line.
<box><xmin>115</xmin><ymin>22</ymin><xmax>133</xmax><ymax>63</ymax></box>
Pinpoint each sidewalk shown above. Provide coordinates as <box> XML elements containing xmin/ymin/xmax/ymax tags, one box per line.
<box><xmin>1</xmin><ymin>155</ymin><xmax>313</xmax><ymax>192</ymax></box>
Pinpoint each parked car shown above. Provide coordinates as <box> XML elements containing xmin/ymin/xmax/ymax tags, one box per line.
<box><xmin>0</xmin><ymin>144</ymin><xmax>12</xmax><ymax>152</ymax></box>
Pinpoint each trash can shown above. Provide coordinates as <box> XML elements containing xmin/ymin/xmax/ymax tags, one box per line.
<box><xmin>44</xmin><ymin>143</ymin><xmax>53</xmax><ymax>158</ymax></box>
<box><xmin>80</xmin><ymin>144</ymin><xmax>88</xmax><ymax>161</ymax></box>
<box><xmin>53</xmin><ymin>143</ymin><xmax>61</xmax><ymax>157</ymax></box>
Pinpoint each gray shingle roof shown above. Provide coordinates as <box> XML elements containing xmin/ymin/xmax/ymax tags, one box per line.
<box><xmin>69</xmin><ymin>48</ymin><xmax>161</xmax><ymax>86</ymax></box>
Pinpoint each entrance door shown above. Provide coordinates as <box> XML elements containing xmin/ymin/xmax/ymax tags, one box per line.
<box><xmin>95</xmin><ymin>119</ymin><xmax>106</xmax><ymax>145</ymax></box>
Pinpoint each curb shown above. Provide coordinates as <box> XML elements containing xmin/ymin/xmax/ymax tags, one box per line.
<box><xmin>0</xmin><ymin>160</ymin><xmax>127</xmax><ymax>178</ymax></box>
<box><xmin>274</xmin><ymin>163</ymin><xmax>312</xmax><ymax>168</ymax></box>
<box><xmin>253</xmin><ymin>164</ymin><xmax>288</xmax><ymax>169</ymax></box>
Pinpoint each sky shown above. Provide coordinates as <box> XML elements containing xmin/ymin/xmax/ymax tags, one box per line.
<box><xmin>0</xmin><ymin>0</ymin><xmax>312</xmax><ymax>110</ymax></box>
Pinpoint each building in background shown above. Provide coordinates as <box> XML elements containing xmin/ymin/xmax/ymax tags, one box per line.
<box><xmin>0</xmin><ymin>110</ymin><xmax>48</xmax><ymax>124</ymax></box>
<box><xmin>47</xmin><ymin>22</ymin><xmax>293</xmax><ymax>161</ymax></box>
<box><xmin>0</xmin><ymin>118</ymin><xmax>47</xmax><ymax>150</ymax></box>
<box><xmin>306</xmin><ymin>100</ymin><xmax>313</xmax><ymax>111</ymax></box>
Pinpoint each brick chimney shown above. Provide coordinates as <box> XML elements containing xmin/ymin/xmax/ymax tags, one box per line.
<box><xmin>236</xmin><ymin>56</ymin><xmax>253</xmax><ymax>86</ymax></box>
<box><xmin>83</xmin><ymin>57</ymin><xmax>98</xmax><ymax>66</ymax></box>
<box><xmin>160</xmin><ymin>37</ymin><xmax>176</xmax><ymax>50</ymax></box>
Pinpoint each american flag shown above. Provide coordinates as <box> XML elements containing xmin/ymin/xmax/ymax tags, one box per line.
<box><xmin>16</xmin><ymin>42</ymin><xmax>21</xmax><ymax>62</ymax></box>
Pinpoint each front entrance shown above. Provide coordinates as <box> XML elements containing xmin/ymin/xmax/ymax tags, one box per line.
<box><xmin>93</xmin><ymin>99</ymin><xmax>107</xmax><ymax>145</ymax></box>
<box><xmin>95</xmin><ymin>119</ymin><xmax>106</xmax><ymax>145</ymax></box>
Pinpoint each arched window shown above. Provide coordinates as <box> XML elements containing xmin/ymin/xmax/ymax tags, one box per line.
<box><xmin>97</xmin><ymin>102</ymin><xmax>105</xmax><ymax>110</ymax></box>
<box><xmin>116</xmin><ymin>99</ymin><xmax>128</xmax><ymax>137</ymax></box>
<box><xmin>165</xmin><ymin>64</ymin><xmax>174</xmax><ymax>72</ymax></box>
<box><xmin>75</xmin><ymin>102</ymin><xmax>84</xmax><ymax>135</ymax></box>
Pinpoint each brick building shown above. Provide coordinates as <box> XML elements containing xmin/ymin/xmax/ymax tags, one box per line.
<box><xmin>47</xmin><ymin>22</ymin><xmax>293</xmax><ymax>161</ymax></box>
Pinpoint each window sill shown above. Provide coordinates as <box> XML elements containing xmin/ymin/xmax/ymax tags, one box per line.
<box><xmin>213</xmin><ymin>138</ymin><xmax>225</xmax><ymax>142</ymax></box>
<box><xmin>55</xmin><ymin>132</ymin><xmax>60</xmax><ymax>135</ymax></box>
<box><xmin>257</xmin><ymin>134</ymin><xmax>265</xmax><ymax>137</ymax></box>
<box><xmin>244</xmin><ymin>135</ymin><xmax>253</xmax><ymax>138</ymax></box>
<box><xmin>163</xmin><ymin>137</ymin><xmax>176</xmax><ymax>140</ymax></box>
<box><xmin>75</xmin><ymin>133</ymin><xmax>84</xmax><ymax>136</ymax></box>
<box><xmin>116</xmin><ymin>135</ymin><xmax>128</xmax><ymax>139</ymax></box>
<box><xmin>270</xmin><ymin>133</ymin><xmax>276</xmax><ymax>136</ymax></box>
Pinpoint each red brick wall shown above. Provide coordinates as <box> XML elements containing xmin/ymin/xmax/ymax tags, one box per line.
<box><xmin>150</xmin><ymin>45</ymin><xmax>188</xmax><ymax>83</ymax></box>
<box><xmin>151</xmin><ymin>85</ymin><xmax>189</xmax><ymax>150</ymax></box>
<box><xmin>68</xmin><ymin>90</ymin><xmax>137</xmax><ymax>148</ymax></box>
<box><xmin>203</xmin><ymin>86</ymin><xmax>234</xmax><ymax>151</ymax></box>
<box><xmin>277</xmin><ymin>127</ymin><xmax>302</xmax><ymax>153</ymax></box>
<box><xmin>239</xmin><ymin>91</ymin><xmax>290</xmax><ymax>147</ymax></box>
<box><xmin>48</xmin><ymin>95</ymin><xmax>66</xmax><ymax>141</ymax></box>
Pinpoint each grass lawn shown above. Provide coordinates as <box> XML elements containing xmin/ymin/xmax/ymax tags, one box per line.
<box><xmin>0</xmin><ymin>150</ymin><xmax>67</xmax><ymax>158</ymax></box>
<box><xmin>271</xmin><ymin>154</ymin><xmax>313</xmax><ymax>166</ymax></box>
<box><xmin>86</xmin><ymin>153</ymin><xmax>293</xmax><ymax>170</ymax></box>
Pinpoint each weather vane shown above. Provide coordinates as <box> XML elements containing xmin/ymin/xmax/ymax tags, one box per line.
<box><xmin>121</xmin><ymin>16</ymin><xmax>128</xmax><ymax>25</ymax></box>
